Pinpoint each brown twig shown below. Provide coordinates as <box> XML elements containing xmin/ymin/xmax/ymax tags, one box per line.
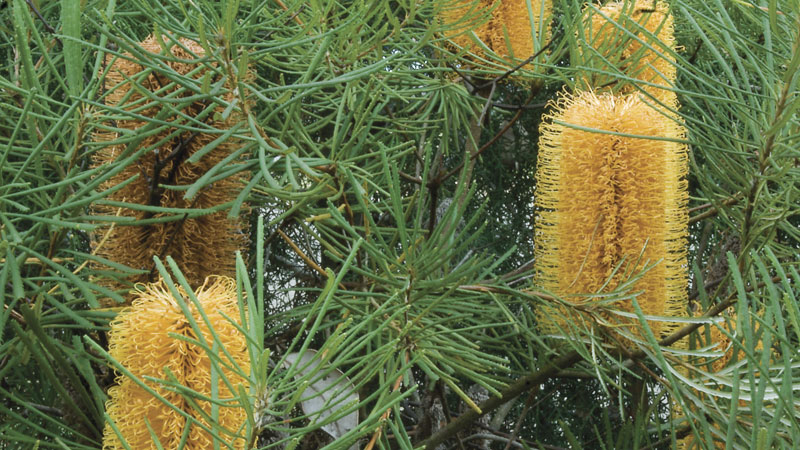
<box><xmin>473</xmin><ymin>422</ymin><xmax>569</xmax><ymax>450</ymax></box>
<box><xmin>418</xmin><ymin>350</ymin><xmax>584</xmax><ymax>449</ymax></box>
<box><xmin>2</xmin><ymin>303</ymin><xmax>26</xmax><ymax>326</ymax></box>
<box><xmin>738</xmin><ymin>26</ymin><xmax>799</xmax><ymax>270</ymax></box>
<box><xmin>398</xmin><ymin>170</ymin><xmax>422</xmax><ymax>184</ymax></box>
<box><xmin>501</xmin><ymin>390</ymin><xmax>537</xmax><ymax>450</ymax></box>
<box><xmin>639</xmin><ymin>424</ymin><xmax>694</xmax><ymax>450</ymax></box>
<box><xmin>436</xmin><ymin>379</ymin><xmax>467</xmax><ymax>450</ymax></box>
<box><xmin>490</xmin><ymin>101</ymin><xmax>548</xmax><ymax>111</ymax></box>
<box><xmin>474</xmin><ymin>39</ymin><xmax>554</xmax><ymax>91</ymax></box>
<box><xmin>427</xmin><ymin>168</ymin><xmax>440</xmax><ymax>235</ymax></box>
<box><xmin>141</xmin><ymin>129</ymin><xmax>201</xmax><ymax>220</ymax></box>
<box><xmin>23</xmin><ymin>0</ymin><xmax>58</xmax><ymax>36</ymax></box>
<box><xmin>439</xmin><ymin>95</ymin><xmax>538</xmax><ymax>184</ymax></box>
<box><xmin>274</xmin><ymin>0</ymin><xmax>305</xmax><ymax>26</ymax></box>
<box><xmin>688</xmin><ymin>194</ymin><xmax>741</xmax><ymax>224</ymax></box>
<box><xmin>146</xmin><ymin>197</ymin><xmax>200</xmax><ymax>281</ymax></box>
<box><xmin>688</xmin><ymin>198</ymin><xmax>735</xmax><ymax>213</ymax></box>
<box><xmin>278</xmin><ymin>228</ymin><xmax>326</xmax><ymax>277</ymax></box>
<box><xmin>48</xmin><ymin>206</ymin><xmax>124</xmax><ymax>295</ymax></box>
<box><xmin>458</xmin><ymin>284</ymin><xmax>556</xmax><ymax>302</ymax></box>
<box><xmin>687</xmin><ymin>39</ymin><xmax>703</xmax><ymax>65</ymax></box>
<box><xmin>491</xmin><ymin>256</ymin><xmax>533</xmax><ymax>277</ymax></box>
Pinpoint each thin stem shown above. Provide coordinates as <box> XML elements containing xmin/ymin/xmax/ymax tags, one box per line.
<box><xmin>474</xmin><ymin>39</ymin><xmax>554</xmax><ymax>91</ymax></box>
<box><xmin>688</xmin><ymin>194</ymin><xmax>741</xmax><ymax>224</ymax></box>
<box><xmin>439</xmin><ymin>96</ymin><xmax>536</xmax><ymax>184</ymax></box>
<box><xmin>501</xmin><ymin>390</ymin><xmax>537</xmax><ymax>450</ymax></box>
<box><xmin>738</xmin><ymin>24</ymin><xmax>800</xmax><ymax>268</ymax></box>
<box><xmin>278</xmin><ymin>228</ymin><xmax>326</xmax><ymax>277</ymax></box>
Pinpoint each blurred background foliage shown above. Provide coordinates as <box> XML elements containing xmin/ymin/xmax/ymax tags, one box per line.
<box><xmin>0</xmin><ymin>0</ymin><xmax>799</xmax><ymax>448</ymax></box>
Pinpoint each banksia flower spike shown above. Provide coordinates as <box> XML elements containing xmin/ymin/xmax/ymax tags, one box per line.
<box><xmin>701</xmin><ymin>310</ymin><xmax>768</xmax><ymax>373</ymax></box>
<box><xmin>705</xmin><ymin>313</ymin><xmax>740</xmax><ymax>373</ymax></box>
<box><xmin>92</xmin><ymin>35</ymin><xmax>250</xmax><ymax>304</ymax></box>
<box><xmin>441</xmin><ymin>0</ymin><xmax>552</xmax><ymax>69</ymax></box>
<box><xmin>581</xmin><ymin>0</ymin><xmax>677</xmax><ymax>100</ymax></box>
<box><xmin>491</xmin><ymin>0</ymin><xmax>553</xmax><ymax>61</ymax></box>
<box><xmin>534</xmin><ymin>90</ymin><xmax>688</xmax><ymax>341</ymax></box>
<box><xmin>103</xmin><ymin>276</ymin><xmax>250</xmax><ymax>449</ymax></box>
<box><xmin>440</xmin><ymin>0</ymin><xmax>496</xmax><ymax>60</ymax></box>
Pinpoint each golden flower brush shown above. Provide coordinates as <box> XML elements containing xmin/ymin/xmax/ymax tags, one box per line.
<box><xmin>581</xmin><ymin>0</ymin><xmax>677</xmax><ymax>100</ymax></box>
<box><xmin>103</xmin><ymin>276</ymin><xmax>250</xmax><ymax>449</ymax></box>
<box><xmin>441</xmin><ymin>0</ymin><xmax>552</xmax><ymax>68</ymax></box>
<box><xmin>535</xmin><ymin>90</ymin><xmax>688</xmax><ymax>341</ymax></box>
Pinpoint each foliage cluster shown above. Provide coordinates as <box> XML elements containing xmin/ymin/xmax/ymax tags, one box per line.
<box><xmin>0</xmin><ymin>0</ymin><xmax>799</xmax><ymax>448</ymax></box>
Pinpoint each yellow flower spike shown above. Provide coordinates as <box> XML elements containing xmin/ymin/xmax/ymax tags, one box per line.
<box><xmin>103</xmin><ymin>276</ymin><xmax>250</xmax><ymax>450</ymax></box>
<box><xmin>706</xmin><ymin>313</ymin><xmax>738</xmax><ymax>373</ymax></box>
<box><xmin>535</xmin><ymin>90</ymin><xmax>688</xmax><ymax>342</ymax></box>
<box><xmin>92</xmin><ymin>35</ymin><xmax>251</xmax><ymax>304</ymax></box>
<box><xmin>440</xmin><ymin>0</ymin><xmax>497</xmax><ymax>60</ymax></box>
<box><xmin>702</xmin><ymin>310</ymin><xmax>767</xmax><ymax>373</ymax></box>
<box><xmin>581</xmin><ymin>0</ymin><xmax>677</xmax><ymax>100</ymax></box>
<box><xmin>492</xmin><ymin>0</ymin><xmax>553</xmax><ymax>61</ymax></box>
<box><xmin>440</xmin><ymin>0</ymin><xmax>552</xmax><ymax>71</ymax></box>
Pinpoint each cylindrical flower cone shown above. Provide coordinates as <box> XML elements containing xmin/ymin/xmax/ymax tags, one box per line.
<box><xmin>102</xmin><ymin>276</ymin><xmax>250</xmax><ymax>450</ymax></box>
<box><xmin>534</xmin><ymin>90</ymin><xmax>688</xmax><ymax>342</ymax></box>
<box><xmin>441</xmin><ymin>0</ymin><xmax>552</xmax><ymax>71</ymax></box>
<box><xmin>581</xmin><ymin>0</ymin><xmax>677</xmax><ymax>100</ymax></box>
<box><xmin>491</xmin><ymin>0</ymin><xmax>552</xmax><ymax>61</ymax></box>
<box><xmin>92</xmin><ymin>35</ymin><xmax>250</xmax><ymax>304</ymax></box>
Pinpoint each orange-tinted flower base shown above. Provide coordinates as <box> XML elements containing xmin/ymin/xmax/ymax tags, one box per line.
<box><xmin>92</xmin><ymin>35</ymin><xmax>249</xmax><ymax>304</ymax></box>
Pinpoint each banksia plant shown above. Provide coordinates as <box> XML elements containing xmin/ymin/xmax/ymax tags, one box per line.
<box><xmin>534</xmin><ymin>90</ymin><xmax>688</xmax><ymax>341</ymax></box>
<box><xmin>92</xmin><ymin>35</ymin><xmax>250</xmax><ymax>304</ymax></box>
<box><xmin>103</xmin><ymin>276</ymin><xmax>250</xmax><ymax>449</ymax></box>
<box><xmin>580</xmin><ymin>0</ymin><xmax>677</xmax><ymax>100</ymax></box>
<box><xmin>440</xmin><ymin>0</ymin><xmax>552</xmax><ymax>69</ymax></box>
